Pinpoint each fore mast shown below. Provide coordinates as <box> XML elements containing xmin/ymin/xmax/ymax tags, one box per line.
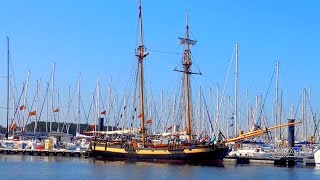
<box><xmin>136</xmin><ymin>0</ymin><xmax>148</xmax><ymax>146</ymax></box>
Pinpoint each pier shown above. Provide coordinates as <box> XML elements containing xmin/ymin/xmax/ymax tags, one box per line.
<box><xmin>224</xmin><ymin>155</ymin><xmax>315</xmax><ymax>167</ymax></box>
<box><xmin>0</xmin><ymin>147</ymin><xmax>316</xmax><ymax>167</ymax></box>
<box><xmin>0</xmin><ymin>148</ymin><xmax>90</xmax><ymax>157</ymax></box>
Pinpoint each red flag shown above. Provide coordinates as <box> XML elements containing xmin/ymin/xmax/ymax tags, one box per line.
<box><xmin>29</xmin><ymin>111</ymin><xmax>37</xmax><ymax>116</ymax></box>
<box><xmin>53</xmin><ymin>108</ymin><xmax>60</xmax><ymax>112</ymax></box>
<box><xmin>146</xmin><ymin>119</ymin><xmax>152</xmax><ymax>124</ymax></box>
<box><xmin>100</xmin><ymin>110</ymin><xmax>107</xmax><ymax>115</ymax></box>
<box><xmin>19</xmin><ymin>105</ymin><xmax>26</xmax><ymax>110</ymax></box>
<box><xmin>89</xmin><ymin>124</ymin><xmax>96</xmax><ymax>131</ymax></box>
<box><xmin>138</xmin><ymin>114</ymin><xmax>142</xmax><ymax>118</ymax></box>
<box><xmin>10</xmin><ymin>122</ymin><xmax>17</xmax><ymax>130</ymax></box>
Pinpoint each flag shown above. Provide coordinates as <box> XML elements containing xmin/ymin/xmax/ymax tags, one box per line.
<box><xmin>138</xmin><ymin>114</ymin><xmax>142</xmax><ymax>118</ymax></box>
<box><xmin>19</xmin><ymin>105</ymin><xmax>26</xmax><ymax>110</ymax></box>
<box><xmin>100</xmin><ymin>110</ymin><xmax>107</xmax><ymax>115</ymax></box>
<box><xmin>53</xmin><ymin>108</ymin><xmax>59</xmax><ymax>112</ymax></box>
<box><xmin>89</xmin><ymin>124</ymin><xmax>96</xmax><ymax>131</ymax></box>
<box><xmin>29</xmin><ymin>111</ymin><xmax>37</xmax><ymax>116</ymax></box>
<box><xmin>146</xmin><ymin>119</ymin><xmax>152</xmax><ymax>124</ymax></box>
<box><xmin>178</xmin><ymin>37</ymin><xmax>197</xmax><ymax>46</ymax></box>
<box><xmin>9</xmin><ymin>122</ymin><xmax>17</xmax><ymax>130</ymax></box>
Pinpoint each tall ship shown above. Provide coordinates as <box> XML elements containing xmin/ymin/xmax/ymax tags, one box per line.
<box><xmin>88</xmin><ymin>0</ymin><xmax>229</xmax><ymax>165</ymax></box>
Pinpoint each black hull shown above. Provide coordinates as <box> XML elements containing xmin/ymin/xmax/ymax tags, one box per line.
<box><xmin>91</xmin><ymin>143</ymin><xmax>229</xmax><ymax>166</ymax></box>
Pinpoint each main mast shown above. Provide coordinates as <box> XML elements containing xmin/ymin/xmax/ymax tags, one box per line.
<box><xmin>184</xmin><ymin>15</ymin><xmax>192</xmax><ymax>143</ymax></box>
<box><xmin>136</xmin><ymin>0</ymin><xmax>148</xmax><ymax>146</ymax></box>
<box><xmin>178</xmin><ymin>13</ymin><xmax>197</xmax><ymax>143</ymax></box>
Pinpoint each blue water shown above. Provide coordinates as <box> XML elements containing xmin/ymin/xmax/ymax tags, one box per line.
<box><xmin>0</xmin><ymin>155</ymin><xmax>319</xmax><ymax>180</ymax></box>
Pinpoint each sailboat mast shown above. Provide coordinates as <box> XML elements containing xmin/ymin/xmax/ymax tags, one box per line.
<box><xmin>57</xmin><ymin>89</ymin><xmax>60</xmax><ymax>132</ymax></box>
<box><xmin>107</xmin><ymin>77</ymin><xmax>112</xmax><ymax>132</ymax></box>
<box><xmin>50</xmin><ymin>62</ymin><xmax>55</xmax><ymax>132</ymax></box>
<box><xmin>77</xmin><ymin>74</ymin><xmax>81</xmax><ymax>133</ymax></box>
<box><xmin>139</xmin><ymin>1</ymin><xmax>144</xmax><ymax>50</ymax></box>
<box><xmin>234</xmin><ymin>43</ymin><xmax>239</xmax><ymax>137</ymax></box>
<box><xmin>176</xmin><ymin>13</ymin><xmax>198</xmax><ymax>143</ymax></box>
<box><xmin>6</xmin><ymin>37</ymin><xmax>10</xmax><ymax>138</ymax></box>
<box><xmin>275</xmin><ymin>61</ymin><xmax>279</xmax><ymax>141</ymax></box>
<box><xmin>34</xmin><ymin>79</ymin><xmax>40</xmax><ymax>134</ymax></box>
<box><xmin>46</xmin><ymin>82</ymin><xmax>49</xmax><ymax>133</ymax></box>
<box><xmin>96</xmin><ymin>77</ymin><xmax>100</xmax><ymax>133</ymax></box>
<box><xmin>184</xmin><ymin>14</ymin><xmax>192</xmax><ymax>143</ymax></box>
<box><xmin>22</xmin><ymin>71</ymin><xmax>30</xmax><ymax>131</ymax></box>
<box><xmin>137</xmin><ymin>0</ymin><xmax>148</xmax><ymax>146</ymax></box>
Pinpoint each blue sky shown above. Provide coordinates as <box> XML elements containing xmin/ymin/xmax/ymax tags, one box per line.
<box><xmin>0</xmin><ymin>1</ymin><xmax>319</xmax><ymax>127</ymax></box>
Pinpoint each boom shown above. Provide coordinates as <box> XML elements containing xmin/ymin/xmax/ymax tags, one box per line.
<box><xmin>225</xmin><ymin>121</ymin><xmax>301</xmax><ymax>143</ymax></box>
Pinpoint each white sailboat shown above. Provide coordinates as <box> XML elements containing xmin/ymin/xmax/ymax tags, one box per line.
<box><xmin>314</xmin><ymin>148</ymin><xmax>320</xmax><ymax>166</ymax></box>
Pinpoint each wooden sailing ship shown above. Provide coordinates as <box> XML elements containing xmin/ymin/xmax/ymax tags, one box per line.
<box><xmin>89</xmin><ymin>1</ymin><xmax>229</xmax><ymax>165</ymax></box>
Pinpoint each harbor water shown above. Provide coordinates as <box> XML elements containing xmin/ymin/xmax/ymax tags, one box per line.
<box><xmin>0</xmin><ymin>154</ymin><xmax>320</xmax><ymax>180</ymax></box>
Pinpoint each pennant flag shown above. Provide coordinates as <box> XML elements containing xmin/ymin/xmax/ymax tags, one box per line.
<box><xmin>146</xmin><ymin>119</ymin><xmax>152</xmax><ymax>124</ymax></box>
<box><xmin>100</xmin><ymin>110</ymin><xmax>107</xmax><ymax>115</ymax></box>
<box><xmin>9</xmin><ymin>122</ymin><xmax>17</xmax><ymax>130</ymax></box>
<box><xmin>20</xmin><ymin>105</ymin><xmax>26</xmax><ymax>110</ymax></box>
<box><xmin>53</xmin><ymin>108</ymin><xmax>60</xmax><ymax>112</ymax></box>
<box><xmin>138</xmin><ymin>114</ymin><xmax>142</xmax><ymax>118</ymax></box>
<box><xmin>29</xmin><ymin>111</ymin><xmax>37</xmax><ymax>116</ymax></box>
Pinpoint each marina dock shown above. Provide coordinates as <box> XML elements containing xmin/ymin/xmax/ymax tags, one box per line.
<box><xmin>0</xmin><ymin>147</ymin><xmax>317</xmax><ymax>167</ymax></box>
<box><xmin>224</xmin><ymin>155</ymin><xmax>315</xmax><ymax>167</ymax></box>
<box><xmin>0</xmin><ymin>148</ymin><xmax>90</xmax><ymax>157</ymax></box>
